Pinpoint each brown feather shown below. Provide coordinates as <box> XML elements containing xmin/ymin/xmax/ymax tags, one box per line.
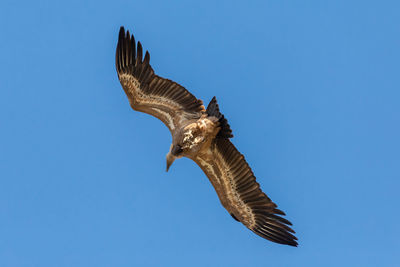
<box><xmin>115</xmin><ymin>27</ymin><xmax>205</xmax><ymax>132</ymax></box>
<box><xmin>193</xmin><ymin>138</ymin><xmax>297</xmax><ymax>246</ymax></box>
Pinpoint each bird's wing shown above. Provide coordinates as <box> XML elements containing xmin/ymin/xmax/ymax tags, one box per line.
<box><xmin>193</xmin><ymin>138</ymin><xmax>297</xmax><ymax>246</ymax></box>
<box><xmin>116</xmin><ymin>27</ymin><xmax>205</xmax><ymax>132</ymax></box>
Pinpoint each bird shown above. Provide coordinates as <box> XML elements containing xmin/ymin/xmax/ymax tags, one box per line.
<box><xmin>115</xmin><ymin>26</ymin><xmax>298</xmax><ymax>246</ymax></box>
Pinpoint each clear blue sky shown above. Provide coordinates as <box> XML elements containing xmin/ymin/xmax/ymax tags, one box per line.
<box><xmin>1</xmin><ymin>0</ymin><xmax>399</xmax><ymax>266</ymax></box>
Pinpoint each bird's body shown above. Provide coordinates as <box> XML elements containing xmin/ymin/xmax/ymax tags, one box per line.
<box><xmin>175</xmin><ymin>115</ymin><xmax>220</xmax><ymax>157</ymax></box>
<box><xmin>116</xmin><ymin>27</ymin><xmax>298</xmax><ymax>246</ymax></box>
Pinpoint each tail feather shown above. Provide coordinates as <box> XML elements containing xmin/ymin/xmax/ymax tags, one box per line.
<box><xmin>206</xmin><ymin>97</ymin><xmax>233</xmax><ymax>139</ymax></box>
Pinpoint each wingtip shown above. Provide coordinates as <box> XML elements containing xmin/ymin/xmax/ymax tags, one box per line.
<box><xmin>137</xmin><ymin>41</ymin><xmax>143</xmax><ymax>62</ymax></box>
<box><xmin>144</xmin><ymin>50</ymin><xmax>150</xmax><ymax>63</ymax></box>
<box><xmin>273</xmin><ymin>208</ymin><xmax>286</xmax><ymax>216</ymax></box>
<box><xmin>119</xmin><ymin>26</ymin><xmax>125</xmax><ymax>39</ymax></box>
<box><xmin>253</xmin><ymin>226</ymin><xmax>298</xmax><ymax>247</ymax></box>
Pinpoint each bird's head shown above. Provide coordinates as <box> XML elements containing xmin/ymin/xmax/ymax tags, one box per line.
<box><xmin>166</xmin><ymin>144</ymin><xmax>183</xmax><ymax>172</ymax></box>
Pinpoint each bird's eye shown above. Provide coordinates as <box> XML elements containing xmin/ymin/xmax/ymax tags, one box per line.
<box><xmin>171</xmin><ymin>145</ymin><xmax>183</xmax><ymax>155</ymax></box>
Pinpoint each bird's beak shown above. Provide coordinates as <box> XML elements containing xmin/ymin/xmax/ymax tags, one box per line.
<box><xmin>166</xmin><ymin>152</ymin><xmax>175</xmax><ymax>172</ymax></box>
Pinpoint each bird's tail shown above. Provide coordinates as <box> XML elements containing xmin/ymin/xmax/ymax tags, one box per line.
<box><xmin>206</xmin><ymin>97</ymin><xmax>233</xmax><ymax>139</ymax></box>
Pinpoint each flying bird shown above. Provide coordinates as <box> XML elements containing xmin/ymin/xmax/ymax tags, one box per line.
<box><xmin>115</xmin><ymin>27</ymin><xmax>297</xmax><ymax>246</ymax></box>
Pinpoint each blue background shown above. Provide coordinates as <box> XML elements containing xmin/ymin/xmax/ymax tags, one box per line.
<box><xmin>1</xmin><ymin>0</ymin><xmax>399</xmax><ymax>266</ymax></box>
